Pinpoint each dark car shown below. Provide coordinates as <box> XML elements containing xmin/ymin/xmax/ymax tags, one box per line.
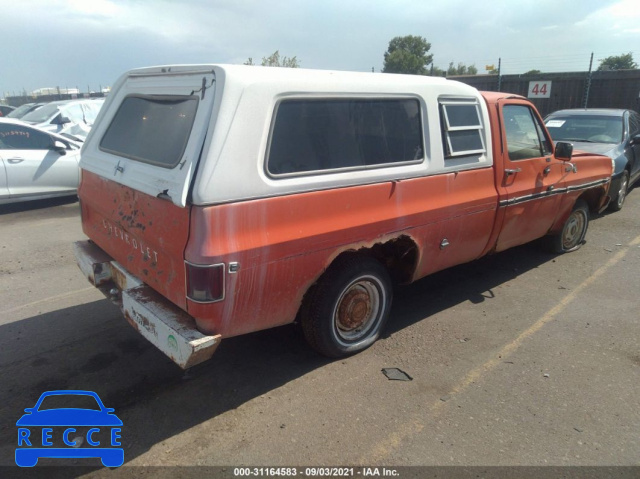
<box><xmin>544</xmin><ymin>108</ymin><xmax>640</xmax><ymax>211</ymax></box>
<box><xmin>0</xmin><ymin>105</ymin><xmax>16</xmax><ymax>117</ymax></box>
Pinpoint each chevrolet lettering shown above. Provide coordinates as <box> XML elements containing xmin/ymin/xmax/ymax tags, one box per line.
<box><xmin>101</xmin><ymin>219</ymin><xmax>159</xmax><ymax>263</ymax></box>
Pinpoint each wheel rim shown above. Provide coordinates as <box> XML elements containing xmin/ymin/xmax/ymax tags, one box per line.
<box><xmin>333</xmin><ymin>276</ymin><xmax>385</xmax><ymax>343</ymax></box>
<box><xmin>617</xmin><ymin>173</ymin><xmax>629</xmax><ymax>208</ymax></box>
<box><xmin>562</xmin><ymin>209</ymin><xmax>587</xmax><ymax>250</ymax></box>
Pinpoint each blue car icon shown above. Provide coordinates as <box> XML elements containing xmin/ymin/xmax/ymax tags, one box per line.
<box><xmin>16</xmin><ymin>390</ymin><xmax>123</xmax><ymax>467</ymax></box>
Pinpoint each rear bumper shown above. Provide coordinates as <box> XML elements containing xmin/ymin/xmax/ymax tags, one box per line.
<box><xmin>73</xmin><ymin>240</ymin><xmax>221</xmax><ymax>369</ymax></box>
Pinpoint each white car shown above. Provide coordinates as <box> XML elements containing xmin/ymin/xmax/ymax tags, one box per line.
<box><xmin>0</xmin><ymin>118</ymin><xmax>81</xmax><ymax>204</ymax></box>
<box><xmin>19</xmin><ymin>98</ymin><xmax>104</xmax><ymax>140</ymax></box>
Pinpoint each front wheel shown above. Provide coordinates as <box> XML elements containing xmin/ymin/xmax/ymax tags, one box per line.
<box><xmin>608</xmin><ymin>170</ymin><xmax>629</xmax><ymax>212</ymax></box>
<box><xmin>300</xmin><ymin>255</ymin><xmax>393</xmax><ymax>358</ymax></box>
<box><xmin>544</xmin><ymin>199</ymin><xmax>589</xmax><ymax>254</ymax></box>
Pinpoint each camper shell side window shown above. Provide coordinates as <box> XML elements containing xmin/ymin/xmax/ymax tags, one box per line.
<box><xmin>266</xmin><ymin>97</ymin><xmax>424</xmax><ymax>177</ymax></box>
<box><xmin>440</xmin><ymin>99</ymin><xmax>486</xmax><ymax>160</ymax></box>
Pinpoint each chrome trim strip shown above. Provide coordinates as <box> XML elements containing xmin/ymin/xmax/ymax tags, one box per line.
<box><xmin>499</xmin><ymin>178</ymin><xmax>610</xmax><ymax>207</ymax></box>
<box><xmin>499</xmin><ymin>188</ymin><xmax>566</xmax><ymax>207</ymax></box>
<box><xmin>566</xmin><ymin>178</ymin><xmax>610</xmax><ymax>192</ymax></box>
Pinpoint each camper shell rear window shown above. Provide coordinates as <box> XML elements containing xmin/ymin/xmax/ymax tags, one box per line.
<box><xmin>266</xmin><ymin>98</ymin><xmax>424</xmax><ymax>177</ymax></box>
<box><xmin>100</xmin><ymin>95</ymin><xmax>198</xmax><ymax>168</ymax></box>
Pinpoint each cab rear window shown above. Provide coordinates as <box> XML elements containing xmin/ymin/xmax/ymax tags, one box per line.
<box><xmin>100</xmin><ymin>95</ymin><xmax>198</xmax><ymax>168</ymax></box>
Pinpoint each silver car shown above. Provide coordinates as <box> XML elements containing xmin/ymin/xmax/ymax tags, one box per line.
<box><xmin>0</xmin><ymin>118</ymin><xmax>81</xmax><ymax>204</ymax></box>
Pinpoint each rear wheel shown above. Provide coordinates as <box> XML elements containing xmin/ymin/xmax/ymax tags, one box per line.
<box><xmin>544</xmin><ymin>200</ymin><xmax>589</xmax><ymax>254</ymax></box>
<box><xmin>300</xmin><ymin>255</ymin><xmax>392</xmax><ymax>358</ymax></box>
<box><xmin>608</xmin><ymin>170</ymin><xmax>629</xmax><ymax>212</ymax></box>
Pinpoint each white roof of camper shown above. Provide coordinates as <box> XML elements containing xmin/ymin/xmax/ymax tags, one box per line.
<box><xmin>84</xmin><ymin>64</ymin><xmax>489</xmax><ymax>206</ymax></box>
<box><xmin>128</xmin><ymin>63</ymin><xmax>465</xmax><ymax>88</ymax></box>
<box><xmin>187</xmin><ymin>64</ymin><xmax>488</xmax><ymax>205</ymax></box>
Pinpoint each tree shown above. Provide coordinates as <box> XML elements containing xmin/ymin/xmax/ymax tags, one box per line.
<box><xmin>382</xmin><ymin>35</ymin><xmax>433</xmax><ymax>75</ymax></box>
<box><xmin>597</xmin><ymin>53</ymin><xmax>637</xmax><ymax>71</ymax></box>
<box><xmin>429</xmin><ymin>65</ymin><xmax>446</xmax><ymax>77</ymax></box>
<box><xmin>524</xmin><ymin>69</ymin><xmax>542</xmax><ymax>75</ymax></box>
<box><xmin>446</xmin><ymin>62</ymin><xmax>478</xmax><ymax>76</ymax></box>
<box><xmin>244</xmin><ymin>50</ymin><xmax>300</xmax><ymax>68</ymax></box>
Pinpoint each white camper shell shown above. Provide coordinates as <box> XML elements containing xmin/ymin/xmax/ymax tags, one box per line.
<box><xmin>80</xmin><ymin>64</ymin><xmax>493</xmax><ymax>208</ymax></box>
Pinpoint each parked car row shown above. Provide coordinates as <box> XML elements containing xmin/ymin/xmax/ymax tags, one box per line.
<box><xmin>0</xmin><ymin>98</ymin><xmax>104</xmax><ymax>204</ymax></box>
<box><xmin>1</xmin><ymin>94</ymin><xmax>638</xmax><ymax>218</ymax></box>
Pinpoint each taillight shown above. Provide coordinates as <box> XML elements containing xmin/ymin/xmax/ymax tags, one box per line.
<box><xmin>185</xmin><ymin>262</ymin><xmax>225</xmax><ymax>303</ymax></box>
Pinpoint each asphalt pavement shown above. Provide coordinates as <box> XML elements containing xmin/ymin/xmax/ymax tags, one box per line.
<box><xmin>0</xmin><ymin>189</ymin><xmax>638</xmax><ymax>476</ymax></box>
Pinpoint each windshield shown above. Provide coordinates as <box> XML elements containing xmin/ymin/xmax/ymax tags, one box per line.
<box><xmin>6</xmin><ymin>104</ymin><xmax>36</xmax><ymax>118</ymax></box>
<box><xmin>21</xmin><ymin>103</ymin><xmax>61</xmax><ymax>124</ymax></box>
<box><xmin>545</xmin><ymin>115</ymin><xmax>623</xmax><ymax>144</ymax></box>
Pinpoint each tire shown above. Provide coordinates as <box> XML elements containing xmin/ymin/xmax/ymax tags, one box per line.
<box><xmin>545</xmin><ymin>199</ymin><xmax>589</xmax><ymax>254</ymax></box>
<box><xmin>300</xmin><ymin>255</ymin><xmax>393</xmax><ymax>358</ymax></box>
<box><xmin>608</xmin><ymin>170</ymin><xmax>629</xmax><ymax>212</ymax></box>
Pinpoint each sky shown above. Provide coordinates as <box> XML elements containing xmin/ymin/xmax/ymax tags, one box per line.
<box><xmin>2</xmin><ymin>0</ymin><xmax>640</xmax><ymax>97</ymax></box>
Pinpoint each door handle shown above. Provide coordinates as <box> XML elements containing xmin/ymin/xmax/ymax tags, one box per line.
<box><xmin>543</xmin><ymin>166</ymin><xmax>551</xmax><ymax>176</ymax></box>
<box><xmin>565</xmin><ymin>162</ymin><xmax>578</xmax><ymax>173</ymax></box>
<box><xmin>504</xmin><ymin>168</ymin><xmax>521</xmax><ymax>176</ymax></box>
<box><xmin>7</xmin><ymin>158</ymin><xmax>25</xmax><ymax>164</ymax></box>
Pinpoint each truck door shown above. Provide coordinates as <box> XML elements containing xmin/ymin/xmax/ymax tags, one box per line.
<box><xmin>495</xmin><ymin>101</ymin><xmax>564</xmax><ymax>252</ymax></box>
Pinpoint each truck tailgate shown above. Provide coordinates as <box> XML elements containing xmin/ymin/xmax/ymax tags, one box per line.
<box><xmin>79</xmin><ymin>170</ymin><xmax>191</xmax><ymax>310</ymax></box>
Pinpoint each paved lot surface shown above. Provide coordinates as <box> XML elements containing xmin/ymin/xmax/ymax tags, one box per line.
<box><xmin>0</xmin><ymin>189</ymin><xmax>638</xmax><ymax>475</ymax></box>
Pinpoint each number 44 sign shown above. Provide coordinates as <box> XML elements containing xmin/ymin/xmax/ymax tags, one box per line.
<box><xmin>528</xmin><ymin>81</ymin><xmax>551</xmax><ymax>99</ymax></box>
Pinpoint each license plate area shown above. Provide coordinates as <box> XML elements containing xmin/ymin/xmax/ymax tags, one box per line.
<box><xmin>110</xmin><ymin>261</ymin><xmax>142</xmax><ymax>292</ymax></box>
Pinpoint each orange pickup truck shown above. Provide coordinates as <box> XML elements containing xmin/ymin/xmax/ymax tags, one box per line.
<box><xmin>74</xmin><ymin>65</ymin><xmax>612</xmax><ymax>368</ymax></box>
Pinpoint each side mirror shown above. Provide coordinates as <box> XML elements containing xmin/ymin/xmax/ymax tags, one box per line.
<box><xmin>555</xmin><ymin>141</ymin><xmax>573</xmax><ymax>161</ymax></box>
<box><xmin>23</xmin><ymin>408</ymin><xmax>34</xmax><ymax>414</ymax></box>
<box><xmin>631</xmin><ymin>134</ymin><xmax>640</xmax><ymax>145</ymax></box>
<box><xmin>52</xmin><ymin>114</ymin><xmax>71</xmax><ymax>125</ymax></box>
<box><xmin>51</xmin><ymin>140</ymin><xmax>67</xmax><ymax>155</ymax></box>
